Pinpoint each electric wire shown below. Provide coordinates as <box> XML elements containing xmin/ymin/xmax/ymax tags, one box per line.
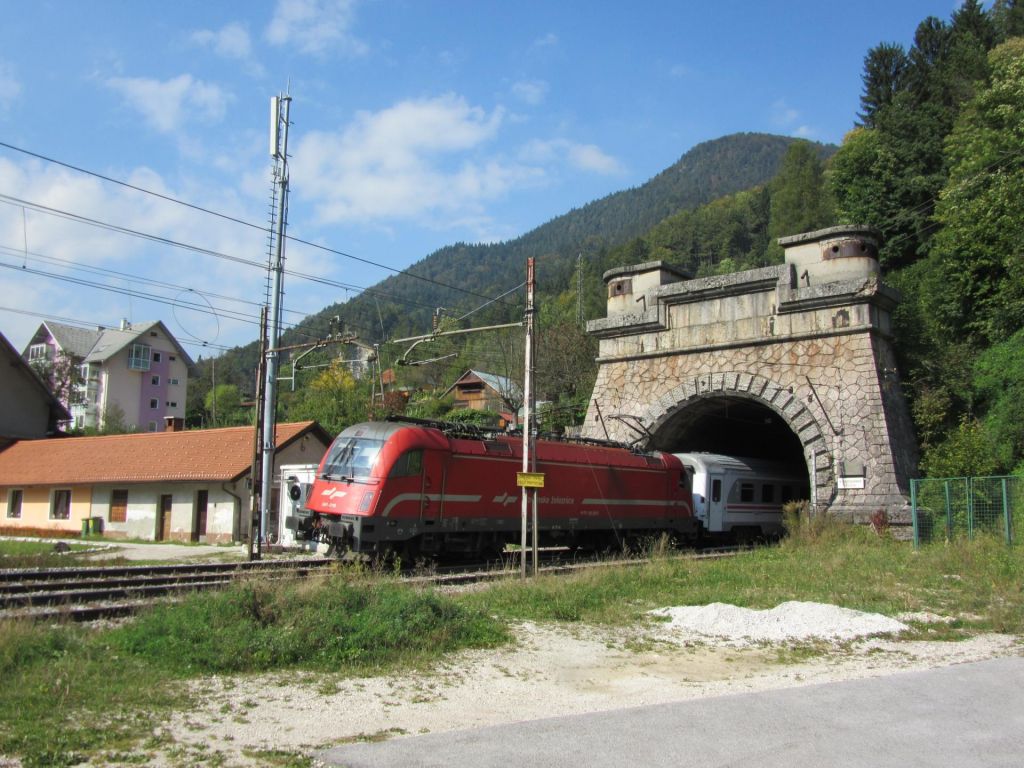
<box><xmin>0</xmin><ymin>194</ymin><xmax>503</xmax><ymax>324</ymax></box>
<box><xmin>0</xmin><ymin>304</ymin><xmax>233</xmax><ymax>353</ymax></box>
<box><xmin>0</xmin><ymin>140</ymin><xmax>516</xmax><ymax>306</ymax></box>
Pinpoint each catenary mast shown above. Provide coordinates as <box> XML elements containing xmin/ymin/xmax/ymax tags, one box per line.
<box><xmin>259</xmin><ymin>91</ymin><xmax>291</xmax><ymax>555</ymax></box>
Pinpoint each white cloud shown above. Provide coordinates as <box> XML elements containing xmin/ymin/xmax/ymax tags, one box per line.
<box><xmin>106</xmin><ymin>74</ymin><xmax>231</xmax><ymax>133</ymax></box>
<box><xmin>0</xmin><ymin>157</ymin><xmax>280</xmax><ymax>351</ymax></box>
<box><xmin>520</xmin><ymin>139</ymin><xmax>623</xmax><ymax>175</ymax></box>
<box><xmin>770</xmin><ymin>98</ymin><xmax>816</xmax><ymax>138</ymax></box>
<box><xmin>192</xmin><ymin>22</ymin><xmax>256</xmax><ymax>60</ymax></box>
<box><xmin>0</xmin><ymin>61</ymin><xmax>21</xmax><ymax>111</ymax></box>
<box><xmin>291</xmin><ymin>94</ymin><xmax>546</xmax><ymax>228</ymax></box>
<box><xmin>532</xmin><ymin>33</ymin><xmax>558</xmax><ymax>49</ymax></box>
<box><xmin>511</xmin><ymin>79</ymin><xmax>549</xmax><ymax>106</ymax></box>
<box><xmin>266</xmin><ymin>0</ymin><xmax>367</xmax><ymax>57</ymax></box>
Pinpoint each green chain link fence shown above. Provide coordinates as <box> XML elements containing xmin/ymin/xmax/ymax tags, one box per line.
<box><xmin>911</xmin><ymin>476</ymin><xmax>1022</xmax><ymax>546</ymax></box>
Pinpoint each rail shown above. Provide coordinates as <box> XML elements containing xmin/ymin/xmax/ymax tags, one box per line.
<box><xmin>0</xmin><ymin>547</ymin><xmax>749</xmax><ymax>623</ymax></box>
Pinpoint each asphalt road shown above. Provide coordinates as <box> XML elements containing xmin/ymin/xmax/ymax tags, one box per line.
<box><xmin>320</xmin><ymin>655</ymin><xmax>1024</xmax><ymax>768</ymax></box>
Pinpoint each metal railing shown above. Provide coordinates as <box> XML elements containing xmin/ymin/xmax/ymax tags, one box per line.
<box><xmin>910</xmin><ymin>476</ymin><xmax>1022</xmax><ymax>546</ymax></box>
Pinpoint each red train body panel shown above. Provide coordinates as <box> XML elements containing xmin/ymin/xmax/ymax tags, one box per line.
<box><xmin>288</xmin><ymin>419</ymin><xmax>698</xmax><ymax>556</ymax></box>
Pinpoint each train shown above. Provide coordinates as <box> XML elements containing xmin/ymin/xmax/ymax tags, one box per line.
<box><xmin>672</xmin><ymin>452</ymin><xmax>810</xmax><ymax>540</ymax></box>
<box><xmin>285</xmin><ymin>417</ymin><xmax>699</xmax><ymax>558</ymax></box>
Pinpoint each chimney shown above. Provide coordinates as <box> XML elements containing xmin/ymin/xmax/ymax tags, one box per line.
<box><xmin>164</xmin><ymin>416</ymin><xmax>184</xmax><ymax>432</ymax></box>
<box><xmin>120</xmin><ymin>318</ymin><xmax>129</xmax><ymax>331</ymax></box>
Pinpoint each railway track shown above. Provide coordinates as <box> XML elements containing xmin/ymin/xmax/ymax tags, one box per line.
<box><xmin>0</xmin><ymin>557</ymin><xmax>334</xmax><ymax>622</ymax></box>
<box><xmin>0</xmin><ymin>546</ymin><xmax>747</xmax><ymax>623</ymax></box>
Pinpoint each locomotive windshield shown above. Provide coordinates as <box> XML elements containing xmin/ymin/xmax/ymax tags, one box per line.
<box><xmin>321</xmin><ymin>436</ymin><xmax>384</xmax><ymax>481</ymax></box>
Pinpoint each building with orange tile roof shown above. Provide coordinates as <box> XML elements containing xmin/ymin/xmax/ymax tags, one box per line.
<box><xmin>0</xmin><ymin>420</ymin><xmax>331</xmax><ymax>543</ymax></box>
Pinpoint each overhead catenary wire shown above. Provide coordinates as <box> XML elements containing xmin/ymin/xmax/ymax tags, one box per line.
<box><xmin>0</xmin><ymin>140</ymin><xmax>517</xmax><ymax>307</ymax></box>
<box><xmin>0</xmin><ymin>303</ymin><xmax>234</xmax><ymax>353</ymax></box>
<box><xmin>0</xmin><ymin>194</ymin><xmax>516</xmax><ymax>336</ymax></box>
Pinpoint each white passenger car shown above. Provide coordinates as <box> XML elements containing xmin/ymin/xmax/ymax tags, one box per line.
<box><xmin>673</xmin><ymin>453</ymin><xmax>810</xmax><ymax>539</ymax></box>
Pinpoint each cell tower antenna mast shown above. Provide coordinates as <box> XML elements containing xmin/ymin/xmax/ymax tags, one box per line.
<box><xmin>257</xmin><ymin>90</ymin><xmax>291</xmax><ymax>557</ymax></box>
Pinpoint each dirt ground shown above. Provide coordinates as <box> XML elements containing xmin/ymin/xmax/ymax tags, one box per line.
<box><xmin>156</xmin><ymin>612</ymin><xmax>1022</xmax><ymax>767</ymax></box>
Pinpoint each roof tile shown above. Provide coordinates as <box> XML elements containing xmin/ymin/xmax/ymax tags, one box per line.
<box><xmin>0</xmin><ymin>422</ymin><xmax>322</xmax><ymax>486</ymax></box>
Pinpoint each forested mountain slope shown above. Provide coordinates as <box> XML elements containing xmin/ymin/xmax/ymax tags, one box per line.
<box><xmin>300</xmin><ymin>132</ymin><xmax>834</xmax><ymax>343</ymax></box>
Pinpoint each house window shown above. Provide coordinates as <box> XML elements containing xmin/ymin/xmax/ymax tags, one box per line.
<box><xmin>167</xmin><ymin>401</ymin><xmax>178</xmax><ymax>408</ymax></box>
<box><xmin>169</xmin><ymin>378</ymin><xmax>179</xmax><ymax>386</ymax></box>
<box><xmin>51</xmin><ymin>489</ymin><xmax>71</xmax><ymax>520</ymax></box>
<box><xmin>110</xmin><ymin>489</ymin><xmax>128</xmax><ymax>523</ymax></box>
<box><xmin>153</xmin><ymin>351</ymin><xmax>162</xmax><ymax>363</ymax></box>
<box><xmin>28</xmin><ymin>343</ymin><xmax>51</xmax><ymax>362</ymax></box>
<box><xmin>7</xmin><ymin>489</ymin><xmax>22</xmax><ymax>518</ymax></box>
<box><xmin>79</xmin><ymin>363</ymin><xmax>91</xmax><ymax>380</ymax></box>
<box><xmin>128</xmin><ymin>343</ymin><xmax>151</xmax><ymax>371</ymax></box>
<box><xmin>169</xmin><ymin>355</ymin><xmax>176</xmax><ymax>361</ymax></box>
<box><xmin>149</xmin><ymin>398</ymin><xmax>159</xmax><ymax>409</ymax></box>
<box><xmin>148</xmin><ymin>421</ymin><xmax>157</xmax><ymax>432</ymax></box>
<box><xmin>151</xmin><ymin>375</ymin><xmax>160</xmax><ymax>386</ymax></box>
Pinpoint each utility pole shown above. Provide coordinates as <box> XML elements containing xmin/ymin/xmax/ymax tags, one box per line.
<box><xmin>259</xmin><ymin>90</ymin><xmax>291</xmax><ymax>555</ymax></box>
<box><xmin>520</xmin><ymin>258</ymin><xmax>537</xmax><ymax>578</ymax></box>
<box><xmin>576</xmin><ymin>252</ymin><xmax>583</xmax><ymax>327</ymax></box>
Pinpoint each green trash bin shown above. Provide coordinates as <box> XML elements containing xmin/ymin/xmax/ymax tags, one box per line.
<box><xmin>81</xmin><ymin>518</ymin><xmax>91</xmax><ymax>537</ymax></box>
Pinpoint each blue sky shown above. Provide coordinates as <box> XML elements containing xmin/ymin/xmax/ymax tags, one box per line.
<box><xmin>0</xmin><ymin>0</ymin><xmax>968</xmax><ymax>355</ymax></box>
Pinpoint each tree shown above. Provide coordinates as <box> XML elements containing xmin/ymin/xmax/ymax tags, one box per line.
<box><xmin>972</xmin><ymin>330</ymin><xmax>1024</xmax><ymax>471</ymax></box>
<box><xmin>29</xmin><ymin>350</ymin><xmax>84</xmax><ymax>410</ymax></box>
<box><xmin>287</xmin><ymin>363</ymin><xmax>369</xmax><ymax>436</ymax></box>
<box><xmin>204</xmin><ymin>384</ymin><xmax>250</xmax><ymax>427</ymax></box>
<box><xmin>858</xmin><ymin>43</ymin><xmax>909</xmax><ymax>127</ymax></box>
<box><xmin>992</xmin><ymin>0</ymin><xmax>1024</xmax><ymax>41</ymax></box>
<box><xmin>924</xmin><ymin>38</ymin><xmax>1024</xmax><ymax>346</ymax></box>
<box><xmin>766</xmin><ymin>141</ymin><xmax>835</xmax><ymax>260</ymax></box>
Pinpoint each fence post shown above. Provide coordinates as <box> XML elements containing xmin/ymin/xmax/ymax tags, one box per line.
<box><xmin>911</xmin><ymin>479</ymin><xmax>919</xmax><ymax>548</ymax></box>
<box><xmin>1003</xmin><ymin>477</ymin><xmax>1011</xmax><ymax>545</ymax></box>
<box><xmin>967</xmin><ymin>477</ymin><xmax>975</xmax><ymax>541</ymax></box>
<box><xmin>944</xmin><ymin>481</ymin><xmax>953</xmax><ymax>542</ymax></box>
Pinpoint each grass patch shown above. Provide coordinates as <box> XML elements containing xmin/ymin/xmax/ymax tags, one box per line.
<box><xmin>461</xmin><ymin>525</ymin><xmax>1024</xmax><ymax>635</ymax></box>
<box><xmin>0</xmin><ymin>538</ymin><xmax>96</xmax><ymax>569</ymax></box>
<box><xmin>113</xmin><ymin>573</ymin><xmax>508</xmax><ymax>675</ymax></box>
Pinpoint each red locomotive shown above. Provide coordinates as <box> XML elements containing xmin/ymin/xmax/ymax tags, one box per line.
<box><xmin>286</xmin><ymin>417</ymin><xmax>698</xmax><ymax>558</ymax></box>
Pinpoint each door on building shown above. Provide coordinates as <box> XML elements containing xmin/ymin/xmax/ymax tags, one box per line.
<box><xmin>192</xmin><ymin>490</ymin><xmax>208</xmax><ymax>543</ymax></box>
<box><xmin>157</xmin><ymin>494</ymin><xmax>173</xmax><ymax>541</ymax></box>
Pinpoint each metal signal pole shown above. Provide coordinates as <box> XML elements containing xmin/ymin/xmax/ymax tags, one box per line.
<box><xmin>259</xmin><ymin>91</ymin><xmax>291</xmax><ymax>555</ymax></box>
<box><xmin>520</xmin><ymin>258</ymin><xmax>537</xmax><ymax>578</ymax></box>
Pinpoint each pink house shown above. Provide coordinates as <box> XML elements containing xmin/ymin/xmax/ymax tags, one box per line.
<box><xmin>23</xmin><ymin>320</ymin><xmax>193</xmax><ymax>433</ymax></box>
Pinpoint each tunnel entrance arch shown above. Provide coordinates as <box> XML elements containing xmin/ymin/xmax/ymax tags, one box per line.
<box><xmin>638</xmin><ymin>372</ymin><xmax>831</xmax><ymax>508</ymax></box>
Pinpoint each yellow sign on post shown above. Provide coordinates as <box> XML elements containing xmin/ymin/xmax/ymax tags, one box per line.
<box><xmin>516</xmin><ymin>472</ymin><xmax>546</xmax><ymax>488</ymax></box>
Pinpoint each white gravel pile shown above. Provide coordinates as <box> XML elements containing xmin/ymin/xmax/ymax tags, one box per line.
<box><xmin>649</xmin><ymin>601</ymin><xmax>909</xmax><ymax>644</ymax></box>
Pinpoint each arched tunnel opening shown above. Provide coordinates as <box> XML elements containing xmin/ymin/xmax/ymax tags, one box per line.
<box><xmin>645</xmin><ymin>395</ymin><xmax>813</xmax><ymax>539</ymax></box>
<box><xmin>649</xmin><ymin>396</ymin><xmax>808</xmax><ymax>479</ymax></box>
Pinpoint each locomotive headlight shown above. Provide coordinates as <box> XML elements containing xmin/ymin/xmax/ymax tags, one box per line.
<box><xmin>358</xmin><ymin>491</ymin><xmax>374</xmax><ymax>513</ymax></box>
